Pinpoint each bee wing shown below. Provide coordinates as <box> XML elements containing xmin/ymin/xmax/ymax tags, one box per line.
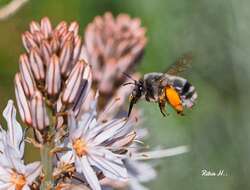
<box><xmin>165</xmin><ymin>52</ymin><xmax>193</xmax><ymax>75</ymax></box>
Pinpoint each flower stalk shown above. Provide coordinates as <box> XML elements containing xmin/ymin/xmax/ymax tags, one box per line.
<box><xmin>40</xmin><ymin>142</ymin><xmax>53</xmax><ymax>189</ymax></box>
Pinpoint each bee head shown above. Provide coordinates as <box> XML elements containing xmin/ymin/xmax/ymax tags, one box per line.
<box><xmin>128</xmin><ymin>79</ymin><xmax>144</xmax><ymax>117</ymax></box>
<box><xmin>121</xmin><ymin>72</ymin><xmax>145</xmax><ymax>117</ymax></box>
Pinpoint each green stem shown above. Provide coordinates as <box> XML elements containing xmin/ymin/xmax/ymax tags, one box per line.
<box><xmin>40</xmin><ymin>143</ymin><xmax>53</xmax><ymax>189</ymax></box>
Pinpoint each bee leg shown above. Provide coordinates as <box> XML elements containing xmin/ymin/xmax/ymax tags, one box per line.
<box><xmin>177</xmin><ymin>111</ymin><xmax>185</xmax><ymax>116</ymax></box>
<box><xmin>158</xmin><ymin>102</ymin><xmax>169</xmax><ymax>117</ymax></box>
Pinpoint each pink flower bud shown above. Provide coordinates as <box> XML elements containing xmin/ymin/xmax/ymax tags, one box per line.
<box><xmin>41</xmin><ymin>17</ymin><xmax>52</xmax><ymax>39</ymax></box>
<box><xmin>14</xmin><ymin>73</ymin><xmax>32</xmax><ymax>125</ymax></box>
<box><xmin>46</xmin><ymin>55</ymin><xmax>61</xmax><ymax>98</ymax></box>
<box><xmin>31</xmin><ymin>91</ymin><xmax>49</xmax><ymax>130</ymax></box>
<box><xmin>22</xmin><ymin>31</ymin><xmax>38</xmax><ymax>52</ymax></box>
<box><xmin>61</xmin><ymin>60</ymin><xmax>85</xmax><ymax>105</ymax></box>
<box><xmin>29</xmin><ymin>48</ymin><xmax>45</xmax><ymax>82</ymax></box>
<box><xmin>19</xmin><ymin>54</ymin><xmax>36</xmax><ymax>97</ymax></box>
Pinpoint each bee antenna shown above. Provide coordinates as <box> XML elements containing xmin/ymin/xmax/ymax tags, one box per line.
<box><xmin>122</xmin><ymin>72</ymin><xmax>136</xmax><ymax>82</ymax></box>
<box><xmin>122</xmin><ymin>82</ymin><xmax>135</xmax><ymax>86</ymax></box>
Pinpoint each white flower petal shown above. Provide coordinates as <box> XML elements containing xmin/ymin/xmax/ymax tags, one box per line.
<box><xmin>0</xmin><ymin>165</ymin><xmax>11</xmax><ymax>182</ymax></box>
<box><xmin>59</xmin><ymin>150</ymin><xmax>74</xmax><ymax>164</ymax></box>
<box><xmin>110</xmin><ymin>131</ymin><xmax>136</xmax><ymax>148</ymax></box>
<box><xmin>7</xmin><ymin>186</ymin><xmax>16</xmax><ymax>190</ymax></box>
<box><xmin>89</xmin><ymin>148</ymin><xmax>127</xmax><ymax>181</ymax></box>
<box><xmin>129</xmin><ymin>179</ymin><xmax>149</xmax><ymax>190</ymax></box>
<box><xmin>3</xmin><ymin>100</ymin><xmax>24</xmax><ymax>156</ymax></box>
<box><xmin>4</xmin><ymin>145</ymin><xmax>25</xmax><ymax>172</ymax></box>
<box><xmin>90</xmin><ymin>118</ymin><xmax>127</xmax><ymax>145</ymax></box>
<box><xmin>68</xmin><ymin>114</ymin><xmax>80</xmax><ymax>140</ymax></box>
<box><xmin>131</xmin><ymin>145</ymin><xmax>190</xmax><ymax>160</ymax></box>
<box><xmin>25</xmin><ymin>161</ymin><xmax>42</xmax><ymax>185</ymax></box>
<box><xmin>22</xmin><ymin>185</ymin><xmax>31</xmax><ymax>190</ymax></box>
<box><xmin>0</xmin><ymin>183</ymin><xmax>13</xmax><ymax>190</ymax></box>
<box><xmin>78</xmin><ymin>109</ymin><xmax>96</xmax><ymax>137</ymax></box>
<box><xmin>0</xmin><ymin>154</ymin><xmax>11</xmax><ymax>167</ymax></box>
<box><xmin>77</xmin><ymin>156</ymin><xmax>101</xmax><ymax>190</ymax></box>
<box><xmin>0</xmin><ymin>128</ymin><xmax>6</xmax><ymax>153</ymax></box>
<box><xmin>125</xmin><ymin>160</ymin><xmax>156</xmax><ymax>182</ymax></box>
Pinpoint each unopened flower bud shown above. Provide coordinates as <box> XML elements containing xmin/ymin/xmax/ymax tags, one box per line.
<box><xmin>29</xmin><ymin>21</ymin><xmax>40</xmax><ymax>34</ymax></box>
<box><xmin>32</xmin><ymin>31</ymin><xmax>45</xmax><ymax>44</ymax></box>
<box><xmin>14</xmin><ymin>73</ymin><xmax>32</xmax><ymax>125</ymax></box>
<box><xmin>46</xmin><ymin>55</ymin><xmax>61</xmax><ymax>98</ymax></box>
<box><xmin>68</xmin><ymin>21</ymin><xmax>79</xmax><ymax>36</ymax></box>
<box><xmin>60</xmin><ymin>40</ymin><xmax>73</xmax><ymax>76</ymax></box>
<box><xmin>29</xmin><ymin>48</ymin><xmax>45</xmax><ymax>82</ymax></box>
<box><xmin>31</xmin><ymin>91</ymin><xmax>49</xmax><ymax>130</ymax></box>
<box><xmin>55</xmin><ymin>21</ymin><xmax>68</xmax><ymax>37</ymax></box>
<box><xmin>61</xmin><ymin>60</ymin><xmax>85</xmax><ymax>105</ymax></box>
<box><xmin>19</xmin><ymin>54</ymin><xmax>36</xmax><ymax>97</ymax></box>
<box><xmin>72</xmin><ymin>63</ymin><xmax>92</xmax><ymax>115</ymax></box>
<box><xmin>22</xmin><ymin>32</ymin><xmax>38</xmax><ymax>52</ymax></box>
<box><xmin>61</xmin><ymin>32</ymin><xmax>74</xmax><ymax>48</ymax></box>
<box><xmin>41</xmin><ymin>17</ymin><xmax>52</xmax><ymax>39</ymax></box>
<box><xmin>73</xmin><ymin>36</ymin><xmax>82</xmax><ymax>62</ymax></box>
<box><xmin>50</xmin><ymin>36</ymin><xmax>60</xmax><ymax>53</ymax></box>
<box><xmin>40</xmin><ymin>40</ymin><xmax>52</xmax><ymax>66</ymax></box>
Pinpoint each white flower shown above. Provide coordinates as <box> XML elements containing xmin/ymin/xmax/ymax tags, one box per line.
<box><xmin>58</xmin><ymin>95</ymin><xmax>135</xmax><ymax>190</ymax></box>
<box><xmin>0</xmin><ymin>144</ymin><xmax>41</xmax><ymax>190</ymax></box>
<box><xmin>0</xmin><ymin>100</ymin><xmax>42</xmax><ymax>189</ymax></box>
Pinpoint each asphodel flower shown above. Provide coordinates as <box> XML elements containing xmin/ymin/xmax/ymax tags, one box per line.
<box><xmin>0</xmin><ymin>100</ymin><xmax>42</xmax><ymax>189</ymax></box>
<box><xmin>55</xmin><ymin>94</ymin><xmax>136</xmax><ymax>190</ymax></box>
<box><xmin>0</xmin><ymin>144</ymin><xmax>42</xmax><ymax>190</ymax></box>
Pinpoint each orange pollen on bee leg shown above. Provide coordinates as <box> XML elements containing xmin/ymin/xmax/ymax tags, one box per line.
<box><xmin>73</xmin><ymin>138</ymin><xmax>88</xmax><ymax>157</ymax></box>
<box><xmin>11</xmin><ymin>171</ymin><xmax>26</xmax><ymax>190</ymax></box>
<box><xmin>165</xmin><ymin>86</ymin><xmax>183</xmax><ymax>112</ymax></box>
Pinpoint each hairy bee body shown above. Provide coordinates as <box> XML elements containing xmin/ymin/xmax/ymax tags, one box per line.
<box><xmin>127</xmin><ymin>53</ymin><xmax>198</xmax><ymax>116</ymax></box>
<box><xmin>143</xmin><ymin>73</ymin><xmax>197</xmax><ymax>113</ymax></box>
<box><xmin>128</xmin><ymin>72</ymin><xmax>197</xmax><ymax>116</ymax></box>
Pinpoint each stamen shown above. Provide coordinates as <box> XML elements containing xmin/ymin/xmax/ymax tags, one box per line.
<box><xmin>72</xmin><ymin>138</ymin><xmax>88</xmax><ymax>157</ymax></box>
<box><xmin>11</xmin><ymin>171</ymin><xmax>26</xmax><ymax>190</ymax></box>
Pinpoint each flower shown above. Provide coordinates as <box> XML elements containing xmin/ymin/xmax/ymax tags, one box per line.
<box><xmin>101</xmin><ymin>128</ymin><xmax>190</xmax><ymax>190</ymax></box>
<box><xmin>56</xmin><ymin>94</ymin><xmax>136</xmax><ymax>190</ymax></box>
<box><xmin>0</xmin><ymin>100</ymin><xmax>42</xmax><ymax>190</ymax></box>
<box><xmin>0</xmin><ymin>144</ymin><xmax>42</xmax><ymax>190</ymax></box>
<box><xmin>84</xmin><ymin>12</ymin><xmax>147</xmax><ymax>95</ymax></box>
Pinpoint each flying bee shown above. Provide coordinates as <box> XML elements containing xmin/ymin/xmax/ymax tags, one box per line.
<box><xmin>124</xmin><ymin>53</ymin><xmax>198</xmax><ymax>117</ymax></box>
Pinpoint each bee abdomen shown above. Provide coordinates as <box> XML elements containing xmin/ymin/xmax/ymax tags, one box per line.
<box><xmin>172</xmin><ymin>79</ymin><xmax>197</xmax><ymax>108</ymax></box>
<box><xmin>181</xmin><ymin>81</ymin><xmax>191</xmax><ymax>95</ymax></box>
<box><xmin>180</xmin><ymin>81</ymin><xmax>197</xmax><ymax>108</ymax></box>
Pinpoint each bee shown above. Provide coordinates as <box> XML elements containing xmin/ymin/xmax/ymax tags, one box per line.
<box><xmin>125</xmin><ymin>53</ymin><xmax>198</xmax><ymax>117</ymax></box>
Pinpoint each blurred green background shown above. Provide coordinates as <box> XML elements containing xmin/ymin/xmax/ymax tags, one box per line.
<box><xmin>0</xmin><ymin>0</ymin><xmax>249</xmax><ymax>189</ymax></box>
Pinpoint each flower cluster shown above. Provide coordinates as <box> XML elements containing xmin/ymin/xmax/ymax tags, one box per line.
<box><xmin>0</xmin><ymin>13</ymin><xmax>190</xmax><ymax>190</ymax></box>
<box><xmin>15</xmin><ymin>17</ymin><xmax>92</xmax><ymax>142</ymax></box>
<box><xmin>84</xmin><ymin>12</ymin><xmax>147</xmax><ymax>95</ymax></box>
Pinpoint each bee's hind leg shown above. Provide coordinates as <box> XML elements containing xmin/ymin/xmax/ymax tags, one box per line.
<box><xmin>177</xmin><ymin>110</ymin><xmax>185</xmax><ymax>116</ymax></box>
<box><xmin>158</xmin><ymin>102</ymin><xmax>169</xmax><ymax>117</ymax></box>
